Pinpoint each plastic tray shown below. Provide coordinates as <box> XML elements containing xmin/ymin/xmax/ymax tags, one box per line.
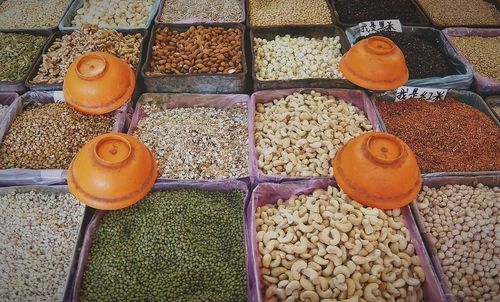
<box><xmin>68</xmin><ymin>180</ymin><xmax>253</xmax><ymax>302</ymax></box>
<box><xmin>0</xmin><ymin>0</ymin><xmax>73</xmax><ymax>31</ymax></box>
<box><xmin>410</xmin><ymin>174</ymin><xmax>500</xmax><ymax>302</ymax></box>
<box><xmin>246</xmin><ymin>179</ymin><xmax>447</xmax><ymax>302</ymax></box>
<box><xmin>249</xmin><ymin>88</ymin><xmax>383</xmax><ymax>184</ymax></box>
<box><xmin>442</xmin><ymin>28</ymin><xmax>500</xmax><ymax>96</ymax></box>
<box><xmin>0</xmin><ymin>91</ymin><xmax>130</xmax><ymax>186</ymax></box>
<box><xmin>59</xmin><ymin>0</ymin><xmax>161</xmax><ymax>30</ymax></box>
<box><xmin>344</xmin><ymin>25</ymin><xmax>473</xmax><ymax>90</ymax></box>
<box><xmin>250</xmin><ymin>25</ymin><xmax>355</xmax><ymax>91</ymax></box>
<box><xmin>155</xmin><ymin>0</ymin><xmax>245</xmax><ymax>24</ymax></box>
<box><xmin>142</xmin><ymin>23</ymin><xmax>247</xmax><ymax>93</ymax></box>
<box><xmin>0</xmin><ymin>29</ymin><xmax>51</xmax><ymax>93</ymax></box>
<box><xmin>128</xmin><ymin>93</ymin><xmax>252</xmax><ymax>183</ymax></box>
<box><xmin>373</xmin><ymin>89</ymin><xmax>500</xmax><ymax>178</ymax></box>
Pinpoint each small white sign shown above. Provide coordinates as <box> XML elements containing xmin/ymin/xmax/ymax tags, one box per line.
<box><xmin>395</xmin><ymin>86</ymin><xmax>448</xmax><ymax>103</ymax></box>
<box><xmin>52</xmin><ymin>91</ymin><xmax>65</xmax><ymax>103</ymax></box>
<box><xmin>359</xmin><ymin>20</ymin><xmax>402</xmax><ymax>36</ymax></box>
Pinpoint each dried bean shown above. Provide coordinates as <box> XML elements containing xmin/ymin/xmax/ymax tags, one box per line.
<box><xmin>377</xmin><ymin>98</ymin><xmax>500</xmax><ymax>173</ymax></box>
<box><xmin>160</xmin><ymin>0</ymin><xmax>243</xmax><ymax>23</ymax></box>
<box><xmin>0</xmin><ymin>103</ymin><xmax>114</xmax><ymax>169</ymax></box>
<box><xmin>0</xmin><ymin>0</ymin><xmax>69</xmax><ymax>29</ymax></box>
<box><xmin>416</xmin><ymin>0</ymin><xmax>500</xmax><ymax>26</ymax></box>
<box><xmin>81</xmin><ymin>189</ymin><xmax>247</xmax><ymax>301</ymax></box>
<box><xmin>417</xmin><ymin>184</ymin><xmax>499</xmax><ymax>301</ymax></box>
<box><xmin>148</xmin><ymin>26</ymin><xmax>243</xmax><ymax>75</ymax></box>
<box><xmin>72</xmin><ymin>0</ymin><xmax>154</xmax><ymax>27</ymax></box>
<box><xmin>249</xmin><ymin>0</ymin><xmax>332</xmax><ymax>27</ymax></box>
<box><xmin>32</xmin><ymin>25</ymin><xmax>143</xmax><ymax>84</ymax></box>
<box><xmin>0</xmin><ymin>189</ymin><xmax>85</xmax><ymax>301</ymax></box>
<box><xmin>0</xmin><ymin>33</ymin><xmax>45</xmax><ymax>81</ymax></box>
<box><xmin>334</xmin><ymin>0</ymin><xmax>426</xmax><ymax>24</ymax></box>
<box><xmin>134</xmin><ymin>103</ymin><xmax>248</xmax><ymax>179</ymax></box>
<box><xmin>450</xmin><ymin>36</ymin><xmax>500</xmax><ymax>82</ymax></box>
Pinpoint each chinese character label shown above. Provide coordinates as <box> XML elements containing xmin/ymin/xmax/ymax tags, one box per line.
<box><xmin>395</xmin><ymin>86</ymin><xmax>448</xmax><ymax>102</ymax></box>
<box><xmin>359</xmin><ymin>19</ymin><xmax>402</xmax><ymax>37</ymax></box>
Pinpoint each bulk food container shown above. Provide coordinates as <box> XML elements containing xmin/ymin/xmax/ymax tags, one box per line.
<box><xmin>68</xmin><ymin>180</ymin><xmax>256</xmax><ymax>301</ymax></box>
<box><xmin>156</xmin><ymin>0</ymin><xmax>245</xmax><ymax>24</ymax></box>
<box><xmin>345</xmin><ymin>25</ymin><xmax>473</xmax><ymax>90</ymax></box>
<box><xmin>141</xmin><ymin>23</ymin><xmax>247</xmax><ymax>93</ymax></box>
<box><xmin>0</xmin><ymin>0</ymin><xmax>73</xmax><ymax>31</ymax></box>
<box><xmin>246</xmin><ymin>179</ymin><xmax>447</xmax><ymax>302</ymax></box>
<box><xmin>250</xmin><ymin>25</ymin><xmax>354</xmax><ymax>91</ymax></box>
<box><xmin>0</xmin><ymin>91</ymin><xmax>130</xmax><ymax>186</ymax></box>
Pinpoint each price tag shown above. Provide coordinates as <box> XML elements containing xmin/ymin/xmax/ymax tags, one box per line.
<box><xmin>359</xmin><ymin>20</ymin><xmax>402</xmax><ymax>37</ymax></box>
<box><xmin>52</xmin><ymin>91</ymin><xmax>65</xmax><ymax>103</ymax></box>
<box><xmin>395</xmin><ymin>86</ymin><xmax>448</xmax><ymax>103</ymax></box>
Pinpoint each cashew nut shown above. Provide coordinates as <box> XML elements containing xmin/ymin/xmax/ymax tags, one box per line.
<box><xmin>363</xmin><ymin>283</ymin><xmax>379</xmax><ymax>302</ymax></box>
<box><xmin>285</xmin><ymin>280</ymin><xmax>301</xmax><ymax>295</ymax></box>
<box><xmin>300</xmin><ymin>290</ymin><xmax>320</xmax><ymax>302</ymax></box>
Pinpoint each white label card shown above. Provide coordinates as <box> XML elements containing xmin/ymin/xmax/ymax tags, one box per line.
<box><xmin>359</xmin><ymin>19</ymin><xmax>402</xmax><ymax>36</ymax></box>
<box><xmin>395</xmin><ymin>86</ymin><xmax>448</xmax><ymax>103</ymax></box>
<box><xmin>52</xmin><ymin>91</ymin><xmax>65</xmax><ymax>103</ymax></box>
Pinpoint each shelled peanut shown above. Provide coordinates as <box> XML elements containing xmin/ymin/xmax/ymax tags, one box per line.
<box><xmin>147</xmin><ymin>26</ymin><xmax>243</xmax><ymax>75</ymax></box>
<box><xmin>256</xmin><ymin>186</ymin><xmax>425</xmax><ymax>301</ymax></box>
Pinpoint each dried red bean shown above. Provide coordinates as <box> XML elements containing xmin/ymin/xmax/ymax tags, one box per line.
<box><xmin>377</xmin><ymin>98</ymin><xmax>500</xmax><ymax>173</ymax></box>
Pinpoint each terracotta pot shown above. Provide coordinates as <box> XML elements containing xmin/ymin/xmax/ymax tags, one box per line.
<box><xmin>63</xmin><ymin>52</ymin><xmax>135</xmax><ymax>115</ymax></box>
<box><xmin>68</xmin><ymin>133</ymin><xmax>158</xmax><ymax>210</ymax></box>
<box><xmin>333</xmin><ymin>132</ymin><xmax>421</xmax><ymax>209</ymax></box>
<box><xmin>340</xmin><ymin>36</ymin><xmax>409</xmax><ymax>91</ymax></box>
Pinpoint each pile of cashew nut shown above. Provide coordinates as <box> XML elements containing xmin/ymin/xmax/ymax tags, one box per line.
<box><xmin>256</xmin><ymin>186</ymin><xmax>425</xmax><ymax>302</ymax></box>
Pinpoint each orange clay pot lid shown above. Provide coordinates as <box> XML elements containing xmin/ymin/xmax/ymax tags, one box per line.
<box><xmin>68</xmin><ymin>133</ymin><xmax>158</xmax><ymax>210</ymax></box>
<box><xmin>63</xmin><ymin>52</ymin><xmax>135</xmax><ymax>115</ymax></box>
<box><xmin>333</xmin><ymin>132</ymin><xmax>421</xmax><ymax>209</ymax></box>
<box><xmin>340</xmin><ymin>36</ymin><xmax>409</xmax><ymax>91</ymax></box>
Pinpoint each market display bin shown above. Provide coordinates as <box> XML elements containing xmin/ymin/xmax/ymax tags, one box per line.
<box><xmin>485</xmin><ymin>96</ymin><xmax>500</xmax><ymax>122</ymax></box>
<box><xmin>442</xmin><ymin>28</ymin><xmax>500</xmax><ymax>96</ymax></box>
<box><xmin>0</xmin><ymin>0</ymin><xmax>73</xmax><ymax>31</ymax></box>
<box><xmin>0</xmin><ymin>91</ymin><xmax>130</xmax><ymax>186</ymax></box>
<box><xmin>330</xmin><ymin>0</ymin><xmax>429</xmax><ymax>28</ymax></box>
<box><xmin>155</xmin><ymin>0</ymin><xmax>246</xmax><ymax>24</ymax></box>
<box><xmin>59</xmin><ymin>0</ymin><xmax>161</xmax><ymax>30</ymax></box>
<box><xmin>128</xmin><ymin>93</ymin><xmax>251</xmax><ymax>183</ymax></box>
<box><xmin>25</xmin><ymin>28</ymin><xmax>148</xmax><ymax>100</ymax></box>
<box><xmin>68</xmin><ymin>180</ymin><xmax>255</xmax><ymax>301</ymax></box>
<box><xmin>250</xmin><ymin>25</ymin><xmax>355</xmax><ymax>91</ymax></box>
<box><xmin>0</xmin><ymin>29</ymin><xmax>51</xmax><ymax>93</ymax></box>
<box><xmin>409</xmin><ymin>174</ymin><xmax>500</xmax><ymax>302</ymax></box>
<box><xmin>345</xmin><ymin>25</ymin><xmax>473</xmax><ymax>90</ymax></box>
<box><xmin>0</xmin><ymin>185</ymin><xmax>92</xmax><ymax>301</ymax></box>
<box><xmin>0</xmin><ymin>92</ymin><xmax>18</xmax><ymax>122</ymax></box>
<box><xmin>249</xmin><ymin>88</ymin><xmax>383</xmax><ymax>184</ymax></box>
<box><xmin>142</xmin><ymin>23</ymin><xmax>247</xmax><ymax>93</ymax></box>
<box><xmin>373</xmin><ymin>89</ymin><xmax>500</xmax><ymax>177</ymax></box>
<box><xmin>246</xmin><ymin>179</ymin><xmax>447</xmax><ymax>302</ymax></box>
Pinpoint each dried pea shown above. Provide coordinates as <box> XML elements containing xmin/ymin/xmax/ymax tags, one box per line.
<box><xmin>0</xmin><ymin>33</ymin><xmax>45</xmax><ymax>81</ymax></box>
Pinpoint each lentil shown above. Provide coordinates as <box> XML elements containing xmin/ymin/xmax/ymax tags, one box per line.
<box><xmin>256</xmin><ymin>91</ymin><xmax>372</xmax><ymax>177</ymax></box>
<box><xmin>160</xmin><ymin>0</ymin><xmax>243</xmax><ymax>23</ymax></box>
<box><xmin>254</xmin><ymin>35</ymin><xmax>344</xmax><ymax>81</ymax></box>
<box><xmin>249</xmin><ymin>0</ymin><xmax>332</xmax><ymax>27</ymax></box>
<box><xmin>0</xmin><ymin>189</ymin><xmax>85</xmax><ymax>301</ymax></box>
<box><xmin>417</xmin><ymin>184</ymin><xmax>499</xmax><ymax>301</ymax></box>
<box><xmin>32</xmin><ymin>24</ymin><xmax>143</xmax><ymax>84</ymax></box>
<box><xmin>81</xmin><ymin>189</ymin><xmax>247</xmax><ymax>301</ymax></box>
<box><xmin>257</xmin><ymin>185</ymin><xmax>425</xmax><ymax>301</ymax></box>
<box><xmin>135</xmin><ymin>103</ymin><xmax>248</xmax><ymax>179</ymax></box>
<box><xmin>358</xmin><ymin>31</ymin><xmax>457</xmax><ymax>79</ymax></box>
<box><xmin>148</xmin><ymin>26</ymin><xmax>243</xmax><ymax>75</ymax></box>
<box><xmin>0</xmin><ymin>0</ymin><xmax>69</xmax><ymax>29</ymax></box>
<box><xmin>450</xmin><ymin>36</ymin><xmax>500</xmax><ymax>81</ymax></box>
<box><xmin>416</xmin><ymin>0</ymin><xmax>500</xmax><ymax>26</ymax></box>
<box><xmin>0</xmin><ymin>103</ymin><xmax>114</xmax><ymax>169</ymax></box>
<box><xmin>72</xmin><ymin>0</ymin><xmax>154</xmax><ymax>27</ymax></box>
<box><xmin>333</xmin><ymin>0</ymin><xmax>426</xmax><ymax>24</ymax></box>
<box><xmin>377</xmin><ymin>98</ymin><xmax>500</xmax><ymax>173</ymax></box>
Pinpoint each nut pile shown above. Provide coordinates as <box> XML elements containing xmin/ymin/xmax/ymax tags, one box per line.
<box><xmin>257</xmin><ymin>186</ymin><xmax>425</xmax><ymax>301</ymax></box>
<box><xmin>249</xmin><ymin>0</ymin><xmax>332</xmax><ymax>26</ymax></box>
<box><xmin>417</xmin><ymin>184</ymin><xmax>499</xmax><ymax>301</ymax></box>
<box><xmin>81</xmin><ymin>189</ymin><xmax>247</xmax><ymax>301</ymax></box>
<box><xmin>416</xmin><ymin>0</ymin><xmax>500</xmax><ymax>26</ymax></box>
<box><xmin>71</xmin><ymin>0</ymin><xmax>154</xmax><ymax>27</ymax></box>
<box><xmin>0</xmin><ymin>0</ymin><xmax>69</xmax><ymax>29</ymax></box>
<box><xmin>0</xmin><ymin>33</ymin><xmax>46</xmax><ymax>82</ymax></box>
<box><xmin>255</xmin><ymin>91</ymin><xmax>372</xmax><ymax>177</ymax></box>
<box><xmin>254</xmin><ymin>35</ymin><xmax>344</xmax><ymax>81</ymax></box>
<box><xmin>0</xmin><ymin>189</ymin><xmax>85</xmax><ymax>301</ymax></box>
<box><xmin>135</xmin><ymin>102</ymin><xmax>248</xmax><ymax>179</ymax></box>
<box><xmin>0</xmin><ymin>103</ymin><xmax>114</xmax><ymax>169</ymax></box>
<box><xmin>160</xmin><ymin>0</ymin><xmax>243</xmax><ymax>23</ymax></box>
<box><xmin>148</xmin><ymin>26</ymin><xmax>243</xmax><ymax>75</ymax></box>
<box><xmin>31</xmin><ymin>25</ymin><xmax>143</xmax><ymax>84</ymax></box>
<box><xmin>450</xmin><ymin>36</ymin><xmax>500</xmax><ymax>81</ymax></box>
